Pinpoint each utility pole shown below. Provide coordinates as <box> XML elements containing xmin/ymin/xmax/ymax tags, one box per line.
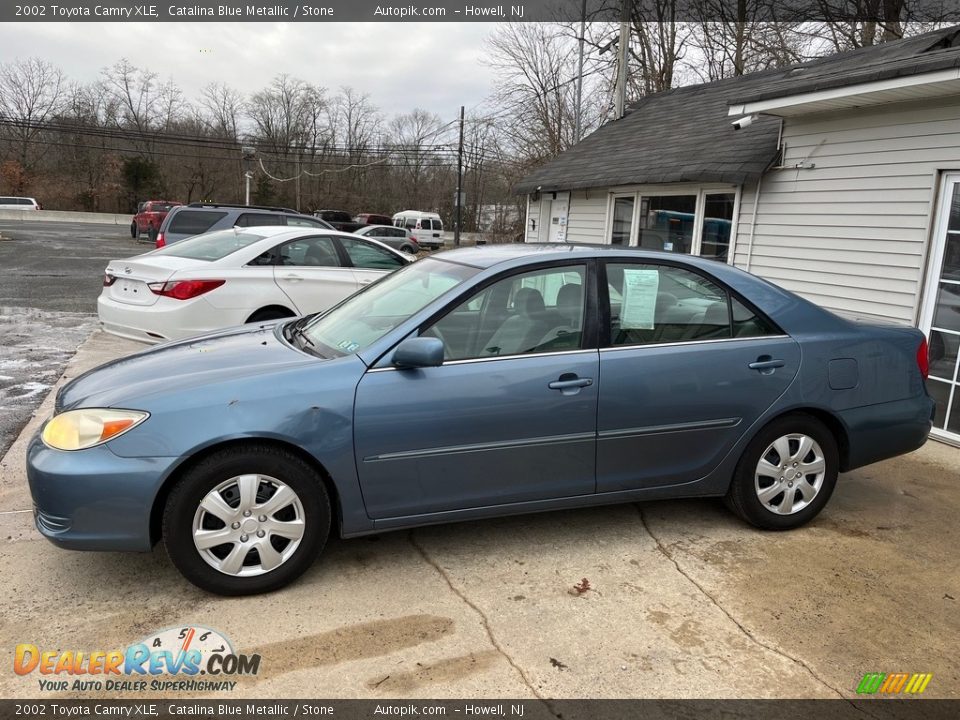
<box><xmin>241</xmin><ymin>146</ymin><xmax>257</xmax><ymax>206</ymax></box>
<box><xmin>455</xmin><ymin>105</ymin><xmax>465</xmax><ymax>247</ymax></box>
<box><xmin>574</xmin><ymin>0</ymin><xmax>587</xmax><ymax>141</ymax></box>
<box><xmin>614</xmin><ymin>0</ymin><xmax>630</xmax><ymax>119</ymax></box>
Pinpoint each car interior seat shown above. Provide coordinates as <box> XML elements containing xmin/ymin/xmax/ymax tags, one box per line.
<box><xmin>484</xmin><ymin>288</ymin><xmax>549</xmax><ymax>356</ymax></box>
<box><xmin>304</xmin><ymin>243</ymin><xmax>338</xmax><ymax>267</ymax></box>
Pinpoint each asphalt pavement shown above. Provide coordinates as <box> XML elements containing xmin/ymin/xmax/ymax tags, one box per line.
<box><xmin>0</xmin><ymin>220</ymin><xmax>148</xmax><ymax>456</ymax></box>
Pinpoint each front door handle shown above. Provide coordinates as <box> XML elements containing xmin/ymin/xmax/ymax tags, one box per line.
<box><xmin>548</xmin><ymin>374</ymin><xmax>594</xmax><ymax>394</ymax></box>
<box><xmin>280</xmin><ymin>274</ymin><xmax>303</xmax><ymax>282</ymax></box>
<box><xmin>748</xmin><ymin>357</ymin><xmax>785</xmax><ymax>373</ymax></box>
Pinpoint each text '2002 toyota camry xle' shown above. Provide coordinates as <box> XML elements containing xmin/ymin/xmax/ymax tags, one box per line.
<box><xmin>28</xmin><ymin>245</ymin><xmax>934</xmax><ymax>595</ymax></box>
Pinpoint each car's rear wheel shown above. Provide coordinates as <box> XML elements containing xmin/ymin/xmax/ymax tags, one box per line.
<box><xmin>400</xmin><ymin>244</ymin><xmax>416</xmax><ymax>254</ymax></box>
<box><xmin>130</xmin><ymin>222</ymin><xmax>138</xmax><ymax>239</ymax></box>
<box><xmin>247</xmin><ymin>308</ymin><xmax>294</xmax><ymax>323</ymax></box>
<box><xmin>725</xmin><ymin>413</ymin><xmax>838</xmax><ymax>530</ymax></box>
<box><xmin>162</xmin><ymin>444</ymin><xmax>330</xmax><ymax>595</ymax></box>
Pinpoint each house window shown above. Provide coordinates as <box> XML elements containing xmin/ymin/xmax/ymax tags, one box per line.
<box><xmin>636</xmin><ymin>195</ymin><xmax>697</xmax><ymax>253</ymax></box>
<box><xmin>700</xmin><ymin>193</ymin><xmax>736</xmax><ymax>262</ymax></box>
<box><xmin>610</xmin><ymin>196</ymin><xmax>634</xmax><ymax>245</ymax></box>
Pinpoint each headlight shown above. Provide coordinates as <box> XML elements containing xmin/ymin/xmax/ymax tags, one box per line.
<box><xmin>41</xmin><ymin>409</ymin><xmax>149</xmax><ymax>451</ymax></box>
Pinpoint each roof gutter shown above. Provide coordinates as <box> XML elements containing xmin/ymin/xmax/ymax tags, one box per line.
<box><xmin>727</xmin><ymin>67</ymin><xmax>960</xmax><ymax>117</ymax></box>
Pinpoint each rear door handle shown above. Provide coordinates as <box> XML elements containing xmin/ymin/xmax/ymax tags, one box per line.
<box><xmin>748</xmin><ymin>358</ymin><xmax>785</xmax><ymax>371</ymax></box>
<box><xmin>280</xmin><ymin>274</ymin><xmax>303</xmax><ymax>282</ymax></box>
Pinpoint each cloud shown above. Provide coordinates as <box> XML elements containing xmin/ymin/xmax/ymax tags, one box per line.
<box><xmin>1</xmin><ymin>21</ymin><xmax>498</xmax><ymax>120</ymax></box>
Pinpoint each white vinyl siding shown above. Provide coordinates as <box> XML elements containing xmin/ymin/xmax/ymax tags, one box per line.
<box><xmin>734</xmin><ymin>96</ymin><xmax>960</xmax><ymax>324</ymax></box>
<box><xmin>565</xmin><ymin>190</ymin><xmax>609</xmax><ymax>244</ymax></box>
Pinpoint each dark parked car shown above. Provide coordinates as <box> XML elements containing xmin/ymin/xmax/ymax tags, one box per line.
<box><xmin>313</xmin><ymin>210</ymin><xmax>364</xmax><ymax>233</ymax></box>
<box><xmin>27</xmin><ymin>245</ymin><xmax>933</xmax><ymax>595</ymax></box>
<box><xmin>155</xmin><ymin>203</ymin><xmax>333</xmax><ymax>247</ymax></box>
<box><xmin>354</xmin><ymin>213</ymin><xmax>393</xmax><ymax>227</ymax></box>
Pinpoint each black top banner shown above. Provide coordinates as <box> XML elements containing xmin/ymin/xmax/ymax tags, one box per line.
<box><xmin>3</xmin><ymin>0</ymin><xmax>960</xmax><ymax>23</ymax></box>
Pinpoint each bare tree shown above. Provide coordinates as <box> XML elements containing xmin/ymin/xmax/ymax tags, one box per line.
<box><xmin>199</xmin><ymin>82</ymin><xmax>244</xmax><ymax>140</ymax></box>
<box><xmin>0</xmin><ymin>57</ymin><xmax>65</xmax><ymax>190</ymax></box>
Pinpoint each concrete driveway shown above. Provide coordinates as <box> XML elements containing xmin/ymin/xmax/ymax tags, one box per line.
<box><xmin>1</xmin><ymin>332</ymin><xmax>957</xmax><ymax>701</ymax></box>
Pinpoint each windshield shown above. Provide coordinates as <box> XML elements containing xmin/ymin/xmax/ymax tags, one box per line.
<box><xmin>300</xmin><ymin>257</ymin><xmax>479</xmax><ymax>358</ymax></box>
<box><xmin>151</xmin><ymin>229</ymin><xmax>267</xmax><ymax>261</ymax></box>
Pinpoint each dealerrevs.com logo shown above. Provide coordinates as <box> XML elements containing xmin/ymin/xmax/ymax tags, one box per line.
<box><xmin>14</xmin><ymin>626</ymin><xmax>260</xmax><ymax>693</ymax></box>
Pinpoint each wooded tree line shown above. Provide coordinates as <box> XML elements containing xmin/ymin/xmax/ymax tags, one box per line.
<box><xmin>0</xmin><ymin>8</ymin><xmax>951</xmax><ymax>231</ymax></box>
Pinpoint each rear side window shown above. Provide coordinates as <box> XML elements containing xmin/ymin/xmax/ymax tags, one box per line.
<box><xmin>605</xmin><ymin>263</ymin><xmax>775</xmax><ymax>346</ymax></box>
<box><xmin>168</xmin><ymin>210</ymin><xmax>227</xmax><ymax>235</ymax></box>
<box><xmin>236</xmin><ymin>213</ymin><xmax>284</xmax><ymax>227</ymax></box>
<box><xmin>340</xmin><ymin>237</ymin><xmax>405</xmax><ymax>270</ymax></box>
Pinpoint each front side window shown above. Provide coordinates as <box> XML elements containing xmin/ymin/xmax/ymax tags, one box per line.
<box><xmin>424</xmin><ymin>265</ymin><xmax>586</xmax><ymax>361</ymax></box>
<box><xmin>605</xmin><ymin>263</ymin><xmax>775</xmax><ymax>346</ymax></box>
<box><xmin>340</xmin><ymin>237</ymin><xmax>405</xmax><ymax>269</ymax></box>
<box><xmin>300</xmin><ymin>258</ymin><xmax>479</xmax><ymax>358</ymax></box>
<box><xmin>286</xmin><ymin>215</ymin><xmax>327</xmax><ymax>228</ymax></box>
<box><xmin>276</xmin><ymin>236</ymin><xmax>341</xmax><ymax>267</ymax></box>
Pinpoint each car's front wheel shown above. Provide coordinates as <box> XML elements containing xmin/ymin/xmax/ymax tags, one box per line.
<box><xmin>162</xmin><ymin>444</ymin><xmax>330</xmax><ymax>595</ymax></box>
<box><xmin>725</xmin><ymin>413</ymin><xmax>838</xmax><ymax>530</ymax></box>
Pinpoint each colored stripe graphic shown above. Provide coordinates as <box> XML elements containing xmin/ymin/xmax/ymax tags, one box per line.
<box><xmin>857</xmin><ymin>672</ymin><xmax>932</xmax><ymax>694</ymax></box>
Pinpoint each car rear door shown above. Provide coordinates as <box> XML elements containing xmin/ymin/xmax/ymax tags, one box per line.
<box><xmin>269</xmin><ymin>235</ymin><xmax>360</xmax><ymax>315</ymax></box>
<box><xmin>596</xmin><ymin>260</ymin><xmax>801</xmax><ymax>492</ymax></box>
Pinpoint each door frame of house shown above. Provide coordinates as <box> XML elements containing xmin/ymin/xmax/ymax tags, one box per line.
<box><xmin>918</xmin><ymin>170</ymin><xmax>960</xmax><ymax>444</ymax></box>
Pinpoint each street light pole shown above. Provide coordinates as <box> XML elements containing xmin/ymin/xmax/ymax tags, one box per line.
<box><xmin>455</xmin><ymin>105</ymin><xmax>464</xmax><ymax>247</ymax></box>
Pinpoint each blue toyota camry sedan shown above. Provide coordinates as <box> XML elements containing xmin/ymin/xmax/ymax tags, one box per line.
<box><xmin>27</xmin><ymin>245</ymin><xmax>934</xmax><ymax>595</ymax></box>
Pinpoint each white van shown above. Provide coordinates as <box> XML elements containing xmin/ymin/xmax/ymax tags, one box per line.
<box><xmin>392</xmin><ymin>210</ymin><xmax>445</xmax><ymax>249</ymax></box>
<box><xmin>0</xmin><ymin>197</ymin><xmax>41</xmax><ymax>210</ymax></box>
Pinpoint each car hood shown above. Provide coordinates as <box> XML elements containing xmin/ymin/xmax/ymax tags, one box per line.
<box><xmin>58</xmin><ymin>323</ymin><xmax>318</xmax><ymax>410</ymax></box>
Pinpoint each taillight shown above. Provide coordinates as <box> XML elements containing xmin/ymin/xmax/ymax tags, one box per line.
<box><xmin>148</xmin><ymin>279</ymin><xmax>224</xmax><ymax>300</ymax></box>
<box><xmin>103</xmin><ymin>274</ymin><xmax>116</xmax><ymax>287</ymax></box>
<box><xmin>917</xmin><ymin>336</ymin><xmax>929</xmax><ymax>380</ymax></box>
<box><xmin>156</xmin><ymin>232</ymin><xmax>165</xmax><ymax>248</ymax></box>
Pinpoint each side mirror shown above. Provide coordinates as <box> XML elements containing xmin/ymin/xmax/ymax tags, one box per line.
<box><xmin>393</xmin><ymin>337</ymin><xmax>444</xmax><ymax>369</ymax></box>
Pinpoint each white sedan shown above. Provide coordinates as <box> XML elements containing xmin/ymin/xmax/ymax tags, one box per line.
<box><xmin>98</xmin><ymin>226</ymin><xmax>414</xmax><ymax>344</ymax></box>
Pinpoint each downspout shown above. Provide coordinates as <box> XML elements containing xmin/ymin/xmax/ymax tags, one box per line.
<box><xmin>745</xmin><ymin>175</ymin><xmax>762</xmax><ymax>273</ymax></box>
<box><xmin>745</xmin><ymin>118</ymin><xmax>781</xmax><ymax>272</ymax></box>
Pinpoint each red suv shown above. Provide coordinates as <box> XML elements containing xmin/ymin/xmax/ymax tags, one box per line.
<box><xmin>132</xmin><ymin>200</ymin><xmax>181</xmax><ymax>243</ymax></box>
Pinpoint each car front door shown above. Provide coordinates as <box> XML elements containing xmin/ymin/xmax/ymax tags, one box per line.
<box><xmin>596</xmin><ymin>261</ymin><xmax>801</xmax><ymax>492</ymax></box>
<box><xmin>268</xmin><ymin>235</ymin><xmax>360</xmax><ymax>315</ymax></box>
<box><xmin>353</xmin><ymin>262</ymin><xmax>599</xmax><ymax>519</ymax></box>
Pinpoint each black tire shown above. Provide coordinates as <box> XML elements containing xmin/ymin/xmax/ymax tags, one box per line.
<box><xmin>400</xmin><ymin>244</ymin><xmax>416</xmax><ymax>254</ymax></box>
<box><xmin>131</xmin><ymin>222</ymin><xmax>138</xmax><ymax>239</ymax></box>
<box><xmin>163</xmin><ymin>444</ymin><xmax>331</xmax><ymax>595</ymax></box>
<box><xmin>148</xmin><ymin>226</ymin><xmax>158</xmax><ymax>244</ymax></box>
<box><xmin>247</xmin><ymin>308</ymin><xmax>293</xmax><ymax>323</ymax></box>
<box><xmin>725</xmin><ymin>413</ymin><xmax>838</xmax><ymax>530</ymax></box>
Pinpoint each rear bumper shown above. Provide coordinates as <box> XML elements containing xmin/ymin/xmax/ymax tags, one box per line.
<box><xmin>97</xmin><ymin>294</ymin><xmax>220</xmax><ymax>344</ymax></box>
<box><xmin>840</xmin><ymin>393</ymin><xmax>935</xmax><ymax>471</ymax></box>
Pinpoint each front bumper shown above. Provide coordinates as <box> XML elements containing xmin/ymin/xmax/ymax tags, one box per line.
<box><xmin>26</xmin><ymin>432</ymin><xmax>175</xmax><ymax>552</ymax></box>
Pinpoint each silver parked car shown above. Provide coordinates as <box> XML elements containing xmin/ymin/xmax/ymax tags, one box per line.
<box><xmin>355</xmin><ymin>225</ymin><xmax>420</xmax><ymax>254</ymax></box>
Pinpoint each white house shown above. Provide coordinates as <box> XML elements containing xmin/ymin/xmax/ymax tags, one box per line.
<box><xmin>516</xmin><ymin>26</ymin><xmax>960</xmax><ymax>444</ymax></box>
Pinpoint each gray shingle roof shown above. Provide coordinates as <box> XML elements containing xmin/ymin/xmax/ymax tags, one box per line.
<box><xmin>514</xmin><ymin>25</ymin><xmax>960</xmax><ymax>195</ymax></box>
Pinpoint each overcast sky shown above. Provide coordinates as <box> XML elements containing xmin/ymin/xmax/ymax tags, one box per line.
<box><xmin>1</xmin><ymin>23</ymin><xmax>499</xmax><ymax>122</ymax></box>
